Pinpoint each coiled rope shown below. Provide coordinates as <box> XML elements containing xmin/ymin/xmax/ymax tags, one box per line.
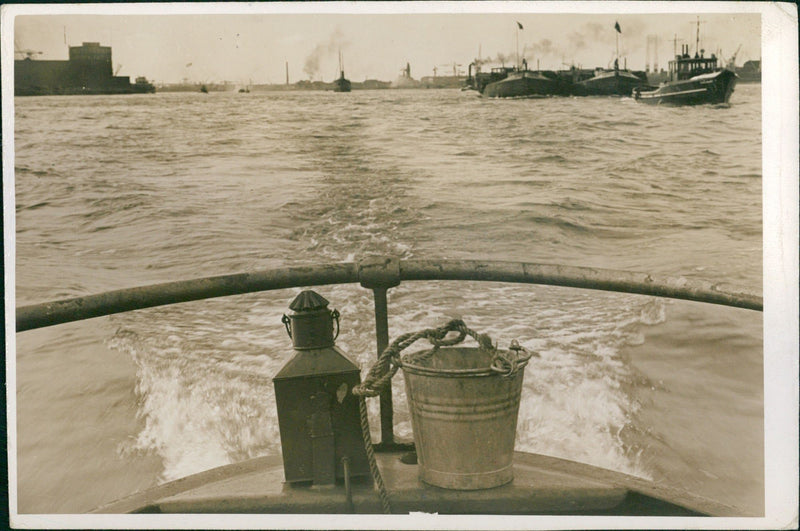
<box><xmin>352</xmin><ymin>319</ymin><xmax>533</xmax><ymax>513</ymax></box>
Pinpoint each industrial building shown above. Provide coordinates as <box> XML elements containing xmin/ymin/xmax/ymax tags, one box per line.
<box><xmin>15</xmin><ymin>42</ymin><xmax>155</xmax><ymax>96</ymax></box>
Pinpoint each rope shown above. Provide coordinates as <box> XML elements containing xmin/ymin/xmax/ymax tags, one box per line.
<box><xmin>353</xmin><ymin>319</ymin><xmax>531</xmax><ymax>399</ymax></box>
<box><xmin>358</xmin><ymin>396</ymin><xmax>392</xmax><ymax>514</ymax></box>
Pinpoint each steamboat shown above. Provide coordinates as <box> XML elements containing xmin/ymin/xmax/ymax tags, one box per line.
<box><xmin>633</xmin><ymin>21</ymin><xmax>737</xmax><ymax>106</ymax></box>
<box><xmin>333</xmin><ymin>51</ymin><xmax>351</xmax><ymax>93</ymax></box>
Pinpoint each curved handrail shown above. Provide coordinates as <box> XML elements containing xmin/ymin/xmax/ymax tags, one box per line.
<box><xmin>15</xmin><ymin>258</ymin><xmax>762</xmax><ymax>332</ymax></box>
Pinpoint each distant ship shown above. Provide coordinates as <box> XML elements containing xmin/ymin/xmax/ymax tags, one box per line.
<box><xmin>14</xmin><ymin>41</ymin><xmax>155</xmax><ymax>96</ymax></box>
<box><xmin>134</xmin><ymin>77</ymin><xmax>156</xmax><ymax>93</ymax></box>
<box><xmin>735</xmin><ymin>60</ymin><xmax>761</xmax><ymax>83</ymax></box>
<box><xmin>333</xmin><ymin>51</ymin><xmax>351</xmax><ymax>93</ymax></box>
<box><xmin>393</xmin><ymin>63</ymin><xmax>420</xmax><ymax>89</ymax></box>
<box><xmin>633</xmin><ymin>44</ymin><xmax>737</xmax><ymax>106</ymax></box>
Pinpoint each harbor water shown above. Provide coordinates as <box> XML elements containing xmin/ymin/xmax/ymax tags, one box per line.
<box><xmin>13</xmin><ymin>86</ymin><xmax>763</xmax><ymax>515</ymax></box>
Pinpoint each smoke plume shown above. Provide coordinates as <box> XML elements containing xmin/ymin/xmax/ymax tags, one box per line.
<box><xmin>303</xmin><ymin>28</ymin><xmax>350</xmax><ymax>80</ymax></box>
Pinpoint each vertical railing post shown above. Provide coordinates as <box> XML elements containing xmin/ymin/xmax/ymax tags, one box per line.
<box><xmin>358</xmin><ymin>257</ymin><xmax>401</xmax><ymax>447</ymax></box>
<box><xmin>371</xmin><ymin>287</ymin><xmax>394</xmax><ymax>445</ymax></box>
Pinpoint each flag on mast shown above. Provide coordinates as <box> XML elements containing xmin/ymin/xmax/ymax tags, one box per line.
<box><xmin>517</xmin><ymin>21</ymin><xmax>524</xmax><ymax>30</ymax></box>
<box><xmin>614</xmin><ymin>21</ymin><xmax>621</xmax><ymax>33</ymax></box>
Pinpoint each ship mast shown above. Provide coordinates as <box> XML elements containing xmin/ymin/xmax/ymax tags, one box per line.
<box><xmin>692</xmin><ymin>16</ymin><xmax>706</xmax><ymax>56</ymax></box>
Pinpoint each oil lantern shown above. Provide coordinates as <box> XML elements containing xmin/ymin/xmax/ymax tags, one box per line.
<box><xmin>273</xmin><ymin>290</ymin><xmax>370</xmax><ymax>485</ymax></box>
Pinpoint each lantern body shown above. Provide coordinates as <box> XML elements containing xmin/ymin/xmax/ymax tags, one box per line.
<box><xmin>273</xmin><ymin>290</ymin><xmax>370</xmax><ymax>484</ymax></box>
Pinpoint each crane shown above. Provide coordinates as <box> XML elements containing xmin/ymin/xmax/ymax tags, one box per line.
<box><xmin>727</xmin><ymin>44</ymin><xmax>742</xmax><ymax>70</ymax></box>
<box><xmin>438</xmin><ymin>62</ymin><xmax>463</xmax><ymax>77</ymax></box>
<box><xmin>114</xmin><ymin>64</ymin><xmax>123</xmax><ymax>76</ymax></box>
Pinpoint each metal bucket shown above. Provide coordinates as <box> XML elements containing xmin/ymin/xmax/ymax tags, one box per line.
<box><xmin>402</xmin><ymin>346</ymin><xmax>527</xmax><ymax>490</ymax></box>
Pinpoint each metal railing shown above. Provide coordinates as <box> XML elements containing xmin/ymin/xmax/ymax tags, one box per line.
<box><xmin>15</xmin><ymin>257</ymin><xmax>763</xmax><ymax>445</ymax></box>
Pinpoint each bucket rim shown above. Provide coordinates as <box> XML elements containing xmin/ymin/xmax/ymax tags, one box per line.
<box><xmin>401</xmin><ymin>357</ymin><xmax>530</xmax><ymax>377</ymax></box>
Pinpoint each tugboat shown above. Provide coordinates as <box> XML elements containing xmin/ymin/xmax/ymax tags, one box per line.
<box><xmin>333</xmin><ymin>51</ymin><xmax>351</xmax><ymax>93</ymax></box>
<box><xmin>633</xmin><ymin>20</ymin><xmax>737</xmax><ymax>106</ymax></box>
<box><xmin>466</xmin><ymin>64</ymin><xmax>512</xmax><ymax>93</ymax></box>
<box><xmin>632</xmin><ymin>45</ymin><xmax>736</xmax><ymax>106</ymax></box>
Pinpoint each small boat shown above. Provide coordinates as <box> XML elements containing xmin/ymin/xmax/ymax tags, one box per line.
<box><xmin>16</xmin><ymin>256</ymin><xmax>762</xmax><ymax>516</ymax></box>
<box><xmin>633</xmin><ymin>23</ymin><xmax>737</xmax><ymax>106</ymax></box>
<box><xmin>132</xmin><ymin>76</ymin><xmax>156</xmax><ymax>94</ymax></box>
<box><xmin>333</xmin><ymin>51</ymin><xmax>351</xmax><ymax>93</ymax></box>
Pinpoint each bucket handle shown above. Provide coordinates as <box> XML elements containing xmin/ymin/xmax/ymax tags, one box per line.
<box><xmin>353</xmin><ymin>319</ymin><xmax>534</xmax><ymax>399</ymax></box>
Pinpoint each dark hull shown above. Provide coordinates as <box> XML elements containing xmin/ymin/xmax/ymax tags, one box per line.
<box><xmin>15</xmin><ymin>84</ymin><xmax>155</xmax><ymax>96</ymax></box>
<box><xmin>574</xmin><ymin>70</ymin><xmax>651</xmax><ymax>96</ymax></box>
<box><xmin>483</xmin><ymin>71</ymin><xmax>568</xmax><ymax>98</ymax></box>
<box><xmin>634</xmin><ymin>69</ymin><xmax>737</xmax><ymax>106</ymax></box>
<box><xmin>333</xmin><ymin>76</ymin><xmax>351</xmax><ymax>92</ymax></box>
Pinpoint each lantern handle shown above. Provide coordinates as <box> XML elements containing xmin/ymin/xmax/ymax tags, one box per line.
<box><xmin>281</xmin><ymin>314</ymin><xmax>292</xmax><ymax>338</ymax></box>
<box><xmin>331</xmin><ymin>309</ymin><xmax>340</xmax><ymax>340</ymax></box>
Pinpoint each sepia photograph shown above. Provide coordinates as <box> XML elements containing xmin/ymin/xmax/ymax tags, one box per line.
<box><xmin>3</xmin><ymin>1</ymin><xmax>797</xmax><ymax>529</ymax></box>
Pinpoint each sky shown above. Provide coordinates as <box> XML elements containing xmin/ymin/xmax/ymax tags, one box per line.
<box><xmin>14</xmin><ymin>2</ymin><xmax>761</xmax><ymax>83</ymax></box>
<box><xmin>11</xmin><ymin>3</ymin><xmax>762</xmax><ymax>85</ymax></box>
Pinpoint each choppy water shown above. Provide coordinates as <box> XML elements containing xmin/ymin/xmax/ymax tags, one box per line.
<box><xmin>13</xmin><ymin>85</ymin><xmax>763</xmax><ymax>515</ymax></box>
